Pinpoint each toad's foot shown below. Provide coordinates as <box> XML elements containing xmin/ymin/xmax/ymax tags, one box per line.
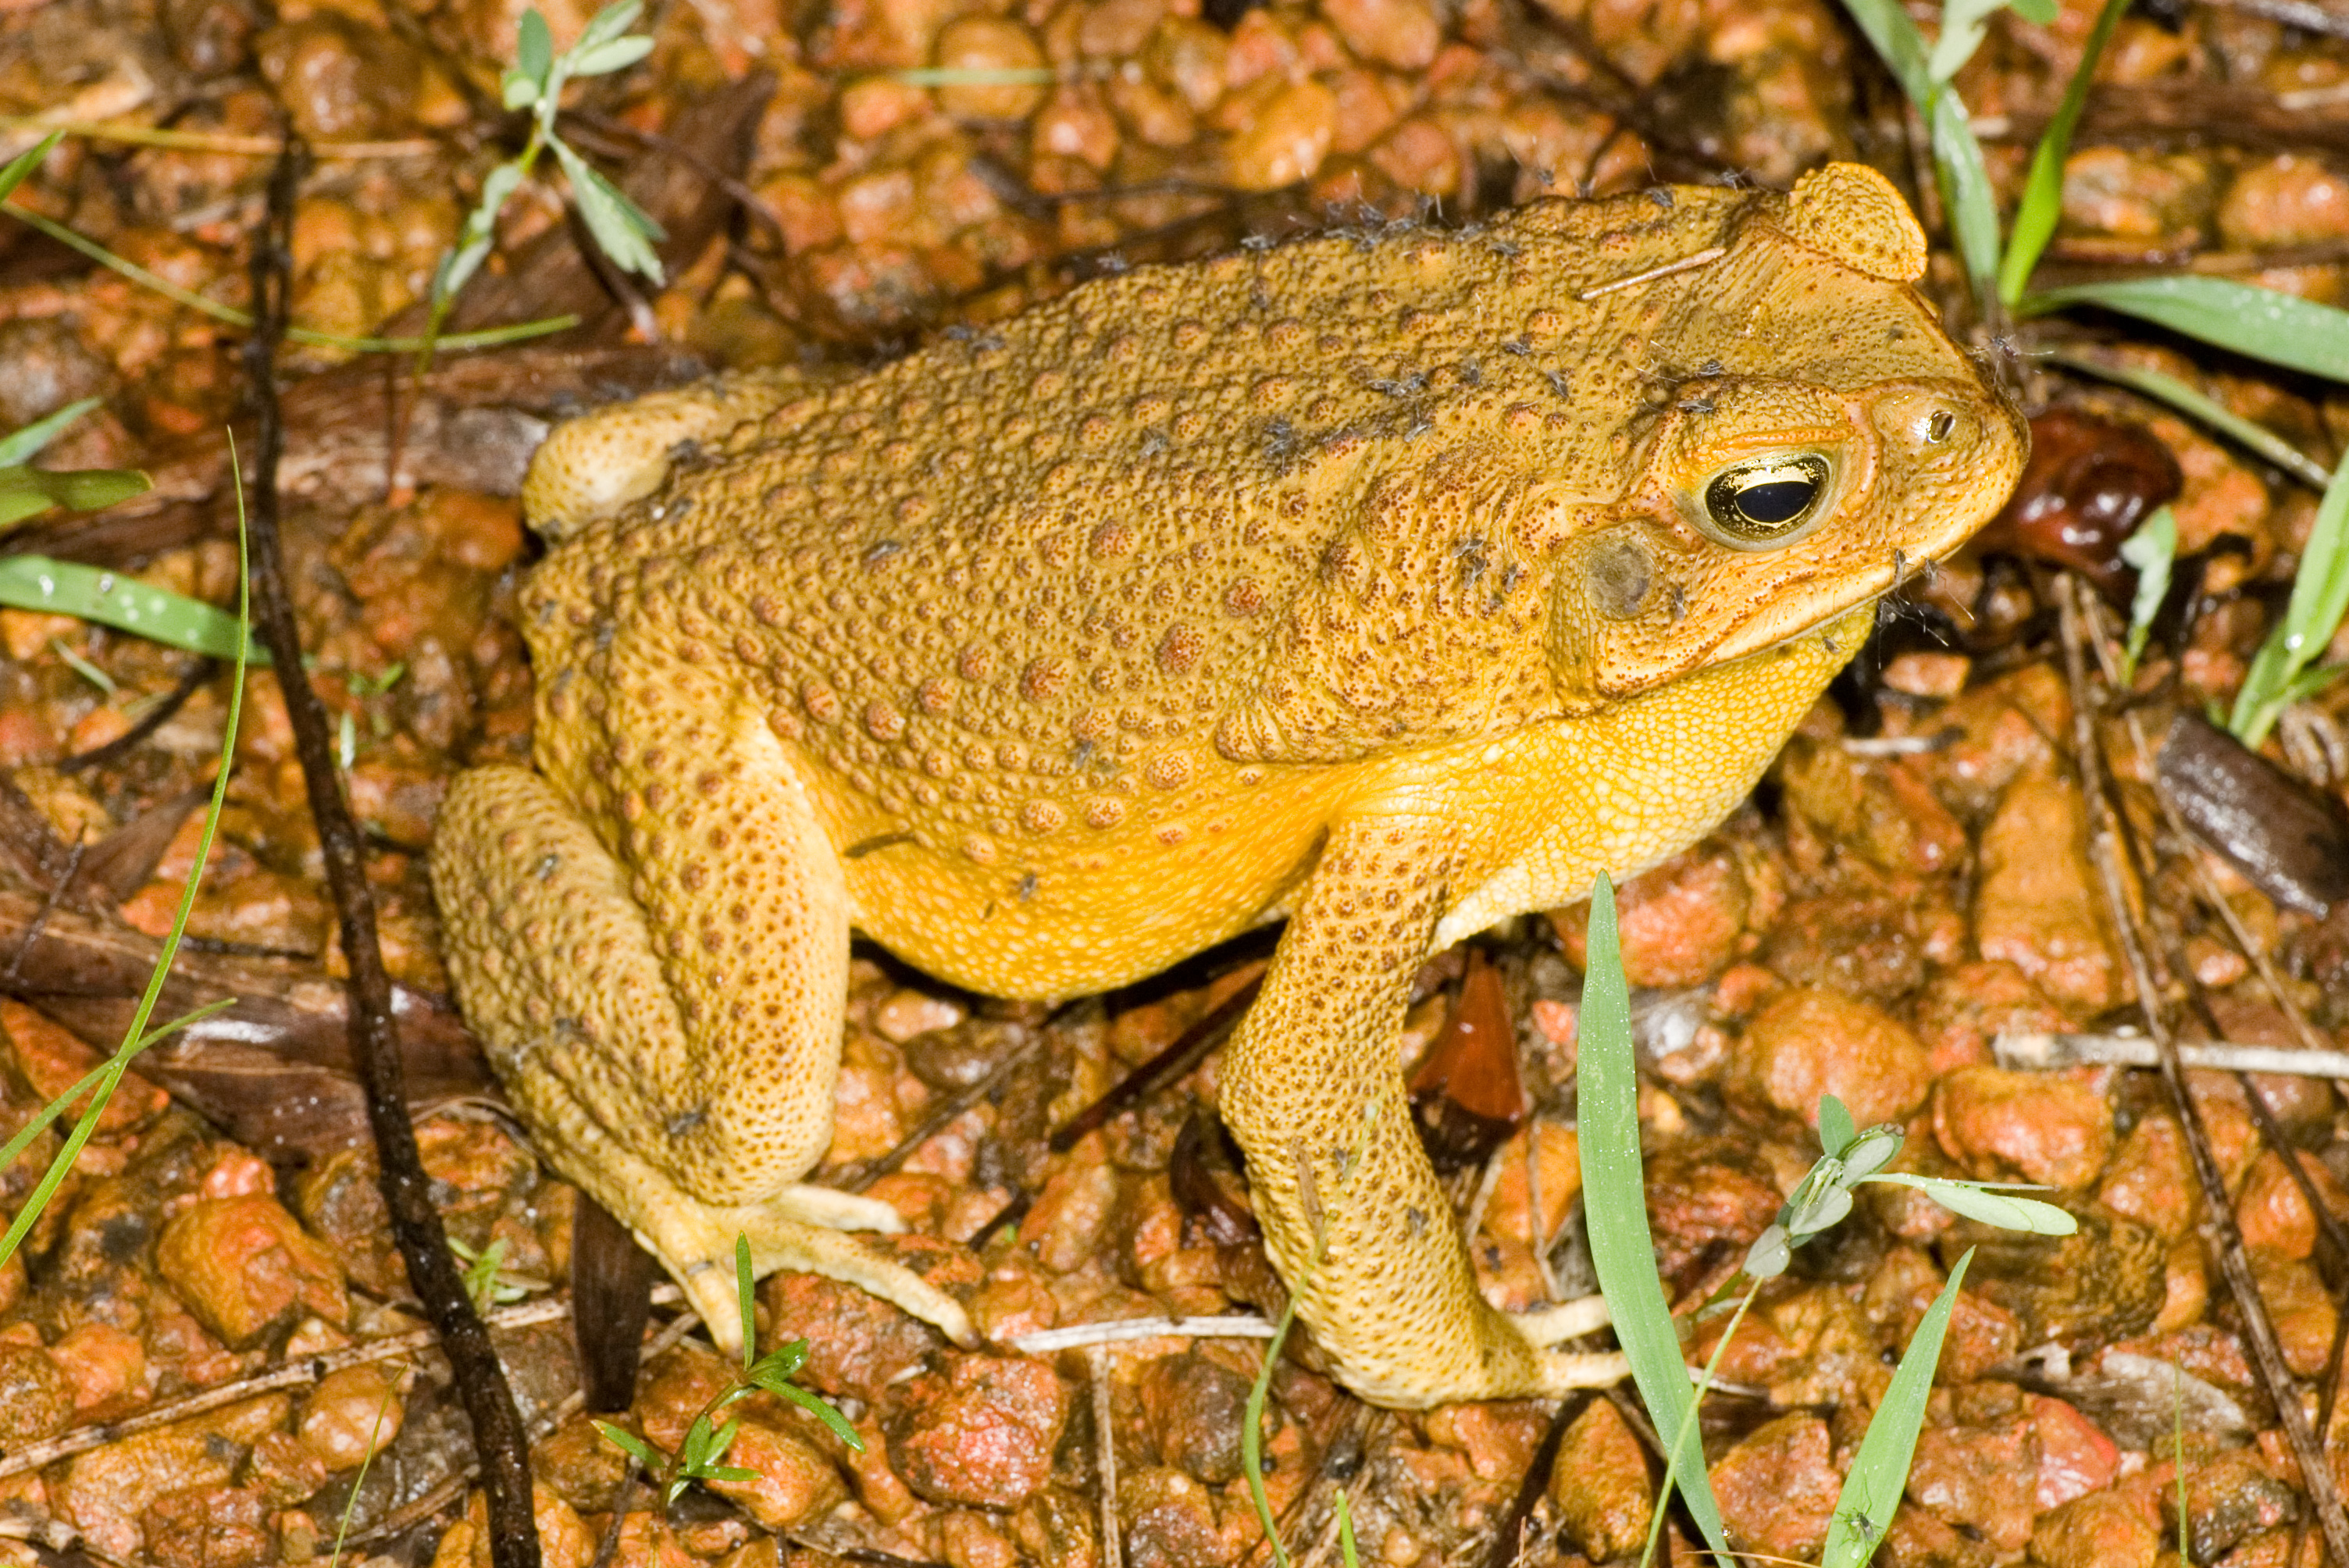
<box><xmin>1513</xmin><ymin>1293</ymin><xmax>1613</xmax><ymax>1345</ymax></box>
<box><xmin>574</xmin><ymin>1109</ymin><xmax>977</xmax><ymax>1358</ymax></box>
<box><xmin>544</xmin><ymin>1084</ymin><xmax>977</xmax><ymax>1352</ymax></box>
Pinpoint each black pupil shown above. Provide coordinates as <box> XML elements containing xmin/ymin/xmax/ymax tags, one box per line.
<box><xmin>1735</xmin><ymin>479</ymin><xmax>1816</xmax><ymax>526</ymax></box>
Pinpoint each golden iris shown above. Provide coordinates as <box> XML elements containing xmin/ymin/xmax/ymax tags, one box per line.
<box><xmin>1702</xmin><ymin>455</ymin><xmax>1831</xmax><ymax>543</ymax></box>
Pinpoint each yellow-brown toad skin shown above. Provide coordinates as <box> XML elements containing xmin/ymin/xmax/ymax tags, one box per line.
<box><xmin>431</xmin><ymin>162</ymin><xmax>2026</xmax><ymax>1406</ymax></box>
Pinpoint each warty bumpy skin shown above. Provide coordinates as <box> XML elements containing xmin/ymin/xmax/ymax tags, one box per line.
<box><xmin>430</xmin><ymin>160</ymin><xmax>2028</xmax><ymax>1406</ymax></box>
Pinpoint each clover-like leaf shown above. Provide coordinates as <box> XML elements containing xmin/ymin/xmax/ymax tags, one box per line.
<box><xmin>551</xmin><ymin>138</ymin><xmax>667</xmax><ymax>283</ymax></box>
<box><xmin>569</xmin><ymin>34</ymin><xmax>653</xmax><ymax>76</ymax></box>
<box><xmin>1817</xmin><ymin>1095</ymin><xmax>1856</xmax><ymax>1157</ymax></box>
<box><xmin>1866</xmin><ymin>1174</ymin><xmax>2078</xmax><ymax>1235</ymax></box>
<box><xmin>1743</xmin><ymin>1222</ymin><xmax>1791</xmax><ymax>1281</ymax></box>
<box><xmin>575</xmin><ymin>0</ymin><xmax>645</xmax><ymax>52</ymax></box>
<box><xmin>515</xmin><ymin>9</ymin><xmax>554</xmax><ymax>91</ymax></box>
<box><xmin>1841</xmin><ymin>1125</ymin><xmax>1904</xmax><ymax>1182</ymax></box>
<box><xmin>1787</xmin><ymin>1181</ymin><xmax>1854</xmax><ymax>1239</ymax></box>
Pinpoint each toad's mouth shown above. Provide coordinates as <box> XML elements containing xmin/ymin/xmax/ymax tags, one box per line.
<box><xmin>1706</xmin><ymin>521</ymin><xmax>1980</xmax><ymax>668</ymax></box>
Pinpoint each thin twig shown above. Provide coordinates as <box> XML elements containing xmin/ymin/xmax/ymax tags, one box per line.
<box><xmin>1092</xmin><ymin>1345</ymin><xmax>1125</xmax><ymax>1568</ymax></box>
<box><xmin>238</xmin><ymin>138</ymin><xmax>542</xmax><ymax>1568</ymax></box>
<box><xmin>0</xmin><ymin>1299</ymin><xmax>569</xmax><ymax>1480</ymax></box>
<box><xmin>1992</xmin><ymin>1032</ymin><xmax>2349</xmax><ymax>1077</ymax></box>
<box><xmin>0</xmin><ymin>115</ymin><xmax>440</xmax><ymax>158</ymax></box>
<box><xmin>2055</xmin><ymin>576</ymin><xmax>2349</xmax><ymax>1566</ymax></box>
<box><xmin>839</xmin><ymin>1024</ymin><xmax>1050</xmax><ymax>1193</ymax></box>
<box><xmin>1050</xmin><ymin>969</ymin><xmax>1265</xmax><ymax>1153</ymax></box>
<box><xmin>1010</xmin><ymin>1316</ymin><xmax>1278</xmax><ymax>1353</ymax></box>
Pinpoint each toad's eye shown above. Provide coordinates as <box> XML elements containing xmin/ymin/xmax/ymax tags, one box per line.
<box><xmin>1701</xmin><ymin>455</ymin><xmax>1833</xmax><ymax>547</ymax></box>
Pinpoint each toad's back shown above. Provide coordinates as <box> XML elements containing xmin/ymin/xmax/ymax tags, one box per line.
<box><xmin>517</xmin><ymin>183</ymin><xmax>1912</xmax><ymax>989</ymax></box>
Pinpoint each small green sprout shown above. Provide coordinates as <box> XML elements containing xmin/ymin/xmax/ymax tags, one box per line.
<box><xmin>1578</xmin><ymin>875</ymin><xmax>2077</xmax><ymax>1568</ymax></box>
<box><xmin>2118</xmin><ymin>506</ymin><xmax>2176</xmax><ymax>685</ymax></box>
<box><xmin>0</xmin><ymin>397</ymin><xmax>151</xmax><ymax>533</ymax></box>
<box><xmin>593</xmin><ymin>1234</ymin><xmax>861</xmax><ymax>1510</ymax></box>
<box><xmin>424</xmin><ymin>0</ymin><xmax>665</xmax><ymax>366</ymax></box>
<box><xmin>449</xmin><ymin>1236</ymin><xmax>533</xmax><ymax>1313</ymax></box>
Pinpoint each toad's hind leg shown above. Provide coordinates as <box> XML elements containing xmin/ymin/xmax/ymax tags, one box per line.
<box><xmin>431</xmin><ymin>759</ymin><xmax>974</xmax><ymax>1355</ymax></box>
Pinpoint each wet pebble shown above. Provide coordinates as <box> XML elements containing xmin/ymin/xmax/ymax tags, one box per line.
<box><xmin>1729</xmin><ymin>986</ymin><xmax>1933</xmax><ymax>1130</ymax></box>
<box><xmin>1933</xmin><ymin>1066</ymin><xmax>2113</xmax><ymax>1189</ymax></box>
<box><xmin>886</xmin><ymin>1353</ymin><xmax>1072</xmax><ymax>1507</ymax></box>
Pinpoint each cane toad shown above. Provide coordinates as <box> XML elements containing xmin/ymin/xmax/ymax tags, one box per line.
<box><xmin>431</xmin><ymin>162</ymin><xmax>2025</xmax><ymax>1406</ymax></box>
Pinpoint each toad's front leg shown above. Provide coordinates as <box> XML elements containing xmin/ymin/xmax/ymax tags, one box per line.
<box><xmin>1217</xmin><ymin>812</ymin><xmax>1626</xmax><ymax>1407</ymax></box>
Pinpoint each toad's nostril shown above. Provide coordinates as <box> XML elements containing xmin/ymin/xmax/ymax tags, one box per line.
<box><xmin>1927</xmin><ymin>409</ymin><xmax>1955</xmax><ymax>443</ymax></box>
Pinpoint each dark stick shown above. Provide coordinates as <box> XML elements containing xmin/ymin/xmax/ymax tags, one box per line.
<box><xmin>1049</xmin><ymin>973</ymin><xmax>1264</xmax><ymax>1154</ymax></box>
<box><xmin>240</xmin><ymin>141</ymin><xmax>544</xmax><ymax>1568</ymax></box>
<box><xmin>2056</xmin><ymin>578</ymin><xmax>2349</xmax><ymax>1567</ymax></box>
<box><xmin>53</xmin><ymin>657</ymin><xmax>217</xmax><ymax>775</ymax></box>
<box><xmin>1481</xmin><ymin>1393</ymin><xmax>1586</xmax><ymax>1568</ymax></box>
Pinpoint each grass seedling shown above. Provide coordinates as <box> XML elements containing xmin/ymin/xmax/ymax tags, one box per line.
<box><xmin>1577</xmin><ymin>875</ymin><xmax>2073</xmax><ymax>1567</ymax></box>
<box><xmin>2118</xmin><ymin>506</ymin><xmax>2176</xmax><ymax>685</ymax></box>
<box><xmin>0</xmin><ymin>435</ymin><xmax>252</xmax><ymax>1266</ymax></box>
<box><xmin>419</xmin><ymin>0</ymin><xmax>665</xmax><ymax>374</ymax></box>
<box><xmin>0</xmin><ymin>394</ymin><xmax>149</xmax><ymax>533</ymax></box>
<box><xmin>593</xmin><ymin>1235</ymin><xmax>861</xmax><ymax>1509</ymax></box>
<box><xmin>450</xmin><ymin>1236</ymin><xmax>533</xmax><ymax>1313</ymax></box>
<box><xmin>1837</xmin><ymin>0</ymin><xmax>2349</xmax><ymax>746</ymax></box>
<box><xmin>2230</xmin><ymin>453</ymin><xmax>2349</xmax><ymax>748</ymax></box>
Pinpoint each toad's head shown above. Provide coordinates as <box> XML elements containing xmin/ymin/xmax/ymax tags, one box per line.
<box><xmin>1535</xmin><ymin>162</ymin><xmax>2027</xmax><ymax>706</ymax></box>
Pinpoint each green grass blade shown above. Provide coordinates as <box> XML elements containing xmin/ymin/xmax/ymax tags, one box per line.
<box><xmin>1863</xmin><ymin>1173</ymin><xmax>2077</xmax><ymax>1233</ymax></box>
<box><xmin>1930</xmin><ymin>87</ymin><xmax>2001</xmax><ymax>310</ymax></box>
<box><xmin>2042</xmin><ymin>349</ymin><xmax>2333</xmax><ymax>490</ymax></box>
<box><xmin>1577</xmin><ymin>874</ymin><xmax>1731</xmax><ymax>1559</ymax></box>
<box><xmin>1245</xmin><ymin>1291</ymin><xmax>1302</xmax><ymax>1568</ymax></box>
<box><xmin>0</xmin><ymin>397</ymin><xmax>102</xmax><ymax>467</ymax></box>
<box><xmin>0</xmin><ymin>554</ymin><xmax>268</xmax><ymax>664</ymax></box>
<box><xmin>0</xmin><ymin>438</ymin><xmax>249</xmax><ymax>1272</ymax></box>
<box><xmin>2023</xmin><ymin>276</ymin><xmax>2349</xmax><ymax>381</ymax></box>
<box><xmin>2233</xmin><ymin>447</ymin><xmax>2349</xmax><ymax>745</ymax></box>
<box><xmin>0</xmin><ymin>133</ymin><xmax>60</xmax><ymax>207</ymax></box>
<box><xmin>1998</xmin><ymin>0</ymin><xmax>2130</xmax><ymax>305</ymax></box>
<box><xmin>772</xmin><ymin>1381</ymin><xmax>864</xmax><ymax>1452</ymax></box>
<box><xmin>1822</xmin><ymin>1250</ymin><xmax>1973</xmax><ymax>1568</ymax></box>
